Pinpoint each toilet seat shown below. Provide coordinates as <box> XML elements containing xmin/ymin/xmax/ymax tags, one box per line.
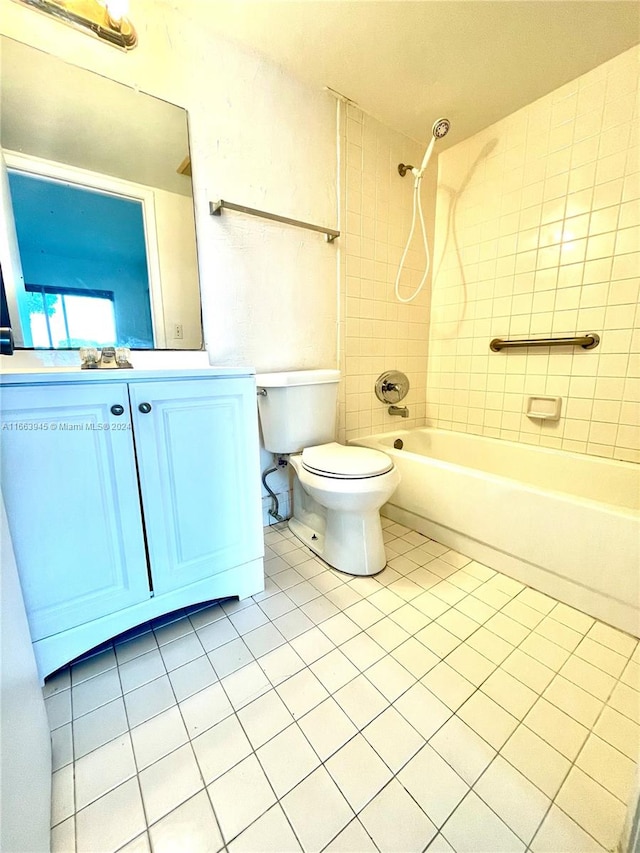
<box><xmin>301</xmin><ymin>442</ymin><xmax>393</xmax><ymax>479</ymax></box>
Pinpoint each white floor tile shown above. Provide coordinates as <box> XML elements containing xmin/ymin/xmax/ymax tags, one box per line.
<box><xmin>500</xmin><ymin>724</ymin><xmax>571</xmax><ymax>798</ymax></box>
<box><xmin>237</xmin><ymin>689</ymin><xmax>294</xmax><ymax>749</ymax></box>
<box><xmin>524</xmin><ymin>697</ymin><xmax>589</xmax><ymax>760</ymax></box>
<box><xmin>319</xmin><ymin>613</ymin><xmax>361</xmax><ymax>644</ymax></box>
<box><xmin>207</xmin><ymin>638</ymin><xmax>253</xmax><ymax>679</ymax></box>
<box><xmin>298</xmin><ymin>697</ymin><xmax>357</xmax><ymax>761</ymax></box>
<box><xmin>466</xmin><ymin>627</ymin><xmax>513</xmax><ymax>664</ymax></box>
<box><xmin>391</xmin><ymin>636</ymin><xmax>440</xmax><ymax>677</ymax></box>
<box><xmin>207</xmin><ymin>754</ymin><xmax>277</xmax><ymax>843</ymax></box>
<box><xmin>42</xmin><ymin>526</ymin><xmax>637</xmax><ymax>853</ymax></box>
<box><xmin>243</xmin><ymin>622</ymin><xmax>287</xmax><ymax>659</ymax></box>
<box><xmin>339</xmin><ymin>632</ymin><xmax>386</xmax><ymax>671</ymax></box>
<box><xmin>398</xmin><ymin>743</ymin><xmax>468</xmax><ymax>828</ymax></box>
<box><xmin>228</xmin><ymin>804</ymin><xmax>301</xmax><ymax>853</ymax></box>
<box><xmin>50</xmin><ymin>816</ymin><xmax>75</xmax><ymax>853</ymax></box>
<box><xmin>395</xmin><ymin>681</ymin><xmax>452</xmax><ymax>739</ymax></box>
<box><xmin>179</xmin><ymin>682</ymin><xmax>233</xmax><ymax>738</ymax></box>
<box><xmin>72</xmin><ymin>667</ymin><xmax>122</xmax><ymax>717</ymax></box>
<box><xmin>281</xmin><ymin>766</ymin><xmax>353</xmax><ymax>853</ymax></box>
<box><xmin>445</xmin><ymin>643</ymin><xmax>496</xmax><ymax>686</ymax></box>
<box><xmin>501</xmin><ymin>648</ymin><xmax>555</xmax><ymax>693</ymax></box>
<box><xmin>256</xmin><ymin>723</ymin><xmax>320</xmax><ymax>798</ymax></box>
<box><xmin>258</xmin><ymin>644</ymin><xmax>306</xmax><ymax>686</ymax></box>
<box><xmin>555</xmin><ymin>766</ymin><xmax>627</xmax><ymax>850</ymax></box>
<box><xmin>480</xmin><ymin>668</ymin><xmax>538</xmax><ymax>719</ymax></box>
<box><xmin>559</xmin><ymin>653</ymin><xmax>617</xmax><ymax>699</ymax></box>
<box><xmin>441</xmin><ymin>791</ymin><xmax>525</xmax><ymax>852</ymax></box>
<box><xmin>542</xmin><ymin>674</ymin><xmax>604</xmax><ymax>727</ymax></box>
<box><xmin>608</xmin><ymin>680</ymin><xmax>640</xmax><ymax>723</ymax></box>
<box><xmin>192</xmin><ymin>714</ymin><xmax>252</xmax><ymax>784</ymax></box>
<box><xmin>592</xmin><ymin>706</ymin><xmax>640</xmax><ymax>759</ymax></box>
<box><xmin>123</xmin><ymin>676</ymin><xmax>176</xmax><ymax>729</ymax></box>
<box><xmin>130</xmin><ymin>706</ymin><xmax>188</xmax><ymax>771</ymax></box>
<box><xmin>138</xmin><ymin>744</ymin><xmax>203</xmax><ymax>825</ymax></box>
<box><xmin>289</xmin><ymin>626</ymin><xmax>335</xmax><ymax>665</ymax></box>
<box><xmin>362</xmin><ymin>706</ymin><xmax>425</xmax><ymax>772</ymax></box>
<box><xmin>75</xmin><ymin>778</ymin><xmax>146</xmax><ymax>853</ymax></box>
<box><xmin>159</xmin><ymin>633</ymin><xmax>205</xmax><ymax>672</ymax></box>
<box><xmin>429</xmin><ymin>715</ymin><xmax>496</xmax><ymax>785</ymax></box>
<box><xmin>359</xmin><ymin>778</ymin><xmax>437</xmax><ymax>852</ymax></box>
<box><xmin>71</xmin><ymin>648</ymin><xmax>117</xmax><ymax>685</ymax></box>
<box><xmin>457</xmin><ymin>691</ymin><xmax>518</xmax><ymax>749</ymax></box>
<box><xmin>148</xmin><ymin>791</ymin><xmax>224</xmax><ymax>853</ymax></box>
<box><xmin>586</xmin><ymin>621</ymin><xmax>637</xmax><ymax>657</ymax></box>
<box><xmin>421</xmin><ymin>661</ymin><xmax>476</xmax><ymax>711</ymax></box>
<box><xmin>576</xmin><ymin>732</ymin><xmax>637</xmax><ymax>802</ymax></box>
<box><xmin>75</xmin><ymin>734</ymin><xmax>136</xmax><ymax>810</ymax></box>
<box><xmin>221</xmin><ymin>661</ymin><xmax>271</xmax><ymax>710</ymax></box>
<box><xmin>73</xmin><ymin>697</ymin><xmax>129</xmax><ymax>759</ymax></box>
<box><xmin>365</xmin><ymin>654</ymin><xmax>415</xmax><ymax>701</ymax></box>
<box><xmin>325</xmin><ymin>734</ymin><xmax>392</xmax><ymax>812</ymax></box>
<box><xmin>45</xmin><ymin>690</ymin><xmax>72</xmax><ymax>731</ymax></box>
<box><xmin>530</xmin><ymin>805</ymin><xmax>607</xmax><ymax>853</ymax></box>
<box><xmin>51</xmin><ymin>764</ymin><xmax>74</xmax><ymax>828</ymax></box>
<box><xmin>366</xmin><ymin>618</ymin><xmax>411</xmax><ymax>651</ymax></box>
<box><xmin>474</xmin><ymin>756</ymin><xmax>551</xmax><ymax>844</ymax></box>
<box><xmin>333</xmin><ymin>674</ymin><xmax>388</xmax><ymax>729</ymax></box>
<box><xmin>324</xmin><ymin>818</ymin><xmax>378</xmax><ymax>852</ymax></box>
<box><xmin>169</xmin><ymin>655</ymin><xmax>218</xmax><ymax>701</ymax></box>
<box><xmin>276</xmin><ymin>668</ymin><xmax>329</xmax><ymax>719</ymax></box>
<box><xmin>310</xmin><ymin>648</ymin><xmax>360</xmax><ymax>693</ymax></box>
<box><xmin>574</xmin><ymin>636</ymin><xmax>628</xmax><ymax>677</ymax></box>
<box><xmin>436</xmin><ymin>608</ymin><xmax>479</xmax><ymax>640</ymax></box>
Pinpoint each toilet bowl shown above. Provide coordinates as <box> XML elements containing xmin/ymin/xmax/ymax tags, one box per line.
<box><xmin>255</xmin><ymin>370</ymin><xmax>400</xmax><ymax>577</ymax></box>
<box><xmin>288</xmin><ymin>443</ymin><xmax>400</xmax><ymax>576</ymax></box>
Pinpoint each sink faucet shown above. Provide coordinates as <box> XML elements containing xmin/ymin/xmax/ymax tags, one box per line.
<box><xmin>389</xmin><ymin>405</ymin><xmax>409</xmax><ymax>418</ymax></box>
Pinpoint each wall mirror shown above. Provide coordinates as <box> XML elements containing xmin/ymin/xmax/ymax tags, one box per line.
<box><xmin>0</xmin><ymin>36</ymin><xmax>203</xmax><ymax>350</ymax></box>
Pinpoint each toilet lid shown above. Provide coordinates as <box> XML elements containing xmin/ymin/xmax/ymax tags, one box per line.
<box><xmin>301</xmin><ymin>442</ymin><xmax>393</xmax><ymax>479</ymax></box>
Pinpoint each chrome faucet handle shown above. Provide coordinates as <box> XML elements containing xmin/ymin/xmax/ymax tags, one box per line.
<box><xmin>375</xmin><ymin>370</ymin><xmax>410</xmax><ymax>404</ymax></box>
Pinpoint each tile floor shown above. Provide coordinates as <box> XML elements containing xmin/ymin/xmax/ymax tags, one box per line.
<box><xmin>45</xmin><ymin>520</ymin><xmax>640</xmax><ymax>853</ymax></box>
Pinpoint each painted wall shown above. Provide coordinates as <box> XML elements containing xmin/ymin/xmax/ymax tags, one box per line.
<box><xmin>428</xmin><ymin>46</ymin><xmax>639</xmax><ymax>463</ymax></box>
<box><xmin>339</xmin><ymin>103</ymin><xmax>436</xmax><ymax>443</ymax></box>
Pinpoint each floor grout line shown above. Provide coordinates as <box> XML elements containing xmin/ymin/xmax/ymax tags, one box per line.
<box><xmin>46</xmin><ymin>525</ymin><xmax>638</xmax><ymax>853</ymax></box>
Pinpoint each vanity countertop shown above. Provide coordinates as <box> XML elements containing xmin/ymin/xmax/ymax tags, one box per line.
<box><xmin>0</xmin><ymin>367</ymin><xmax>256</xmax><ymax>386</ymax></box>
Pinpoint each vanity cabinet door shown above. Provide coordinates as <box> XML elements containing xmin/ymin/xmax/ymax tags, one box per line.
<box><xmin>0</xmin><ymin>382</ymin><xmax>150</xmax><ymax>640</ymax></box>
<box><xmin>128</xmin><ymin>377</ymin><xmax>263</xmax><ymax>595</ymax></box>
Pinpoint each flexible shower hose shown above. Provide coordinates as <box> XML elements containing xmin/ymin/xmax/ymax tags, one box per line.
<box><xmin>394</xmin><ymin>175</ymin><xmax>431</xmax><ymax>304</ymax></box>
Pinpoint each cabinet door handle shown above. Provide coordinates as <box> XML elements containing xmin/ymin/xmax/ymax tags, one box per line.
<box><xmin>138</xmin><ymin>402</ymin><xmax>152</xmax><ymax>414</ymax></box>
<box><xmin>110</xmin><ymin>404</ymin><xmax>125</xmax><ymax>416</ymax></box>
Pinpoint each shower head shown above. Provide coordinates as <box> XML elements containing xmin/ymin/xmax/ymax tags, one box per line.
<box><xmin>432</xmin><ymin>118</ymin><xmax>451</xmax><ymax>139</ymax></box>
<box><xmin>398</xmin><ymin>117</ymin><xmax>452</xmax><ymax>179</ymax></box>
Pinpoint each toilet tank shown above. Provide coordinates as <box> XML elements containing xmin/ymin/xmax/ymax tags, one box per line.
<box><xmin>255</xmin><ymin>369</ymin><xmax>340</xmax><ymax>454</ymax></box>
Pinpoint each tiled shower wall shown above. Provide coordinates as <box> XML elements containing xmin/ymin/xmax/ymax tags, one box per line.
<box><xmin>338</xmin><ymin>105</ymin><xmax>436</xmax><ymax>443</ymax></box>
<box><xmin>427</xmin><ymin>46</ymin><xmax>639</xmax><ymax>462</ymax></box>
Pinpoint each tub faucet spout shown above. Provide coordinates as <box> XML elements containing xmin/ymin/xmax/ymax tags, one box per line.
<box><xmin>389</xmin><ymin>405</ymin><xmax>409</xmax><ymax>418</ymax></box>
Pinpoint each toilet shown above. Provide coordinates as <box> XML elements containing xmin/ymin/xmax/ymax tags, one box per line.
<box><xmin>256</xmin><ymin>369</ymin><xmax>400</xmax><ymax>576</ymax></box>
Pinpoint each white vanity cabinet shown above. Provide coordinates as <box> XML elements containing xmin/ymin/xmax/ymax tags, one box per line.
<box><xmin>0</xmin><ymin>369</ymin><xmax>264</xmax><ymax>680</ymax></box>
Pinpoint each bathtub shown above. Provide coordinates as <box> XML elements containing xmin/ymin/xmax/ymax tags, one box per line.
<box><xmin>352</xmin><ymin>428</ymin><xmax>640</xmax><ymax>637</ymax></box>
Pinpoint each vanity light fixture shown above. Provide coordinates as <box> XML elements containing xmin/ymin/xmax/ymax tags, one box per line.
<box><xmin>11</xmin><ymin>0</ymin><xmax>138</xmax><ymax>50</ymax></box>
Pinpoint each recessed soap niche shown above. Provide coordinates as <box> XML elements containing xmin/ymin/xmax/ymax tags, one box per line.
<box><xmin>526</xmin><ymin>396</ymin><xmax>562</xmax><ymax>421</ymax></box>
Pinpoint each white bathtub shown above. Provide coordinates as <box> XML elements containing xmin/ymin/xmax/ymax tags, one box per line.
<box><xmin>352</xmin><ymin>428</ymin><xmax>640</xmax><ymax>637</ymax></box>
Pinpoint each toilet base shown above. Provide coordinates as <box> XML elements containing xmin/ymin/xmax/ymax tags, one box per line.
<box><xmin>289</xmin><ymin>508</ymin><xmax>387</xmax><ymax>577</ymax></box>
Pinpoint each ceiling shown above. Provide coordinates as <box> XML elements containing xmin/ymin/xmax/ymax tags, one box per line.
<box><xmin>173</xmin><ymin>0</ymin><xmax>640</xmax><ymax>148</ymax></box>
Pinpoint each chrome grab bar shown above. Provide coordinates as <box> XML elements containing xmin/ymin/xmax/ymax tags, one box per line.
<box><xmin>490</xmin><ymin>333</ymin><xmax>600</xmax><ymax>352</ymax></box>
<box><xmin>210</xmin><ymin>200</ymin><xmax>340</xmax><ymax>243</ymax></box>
